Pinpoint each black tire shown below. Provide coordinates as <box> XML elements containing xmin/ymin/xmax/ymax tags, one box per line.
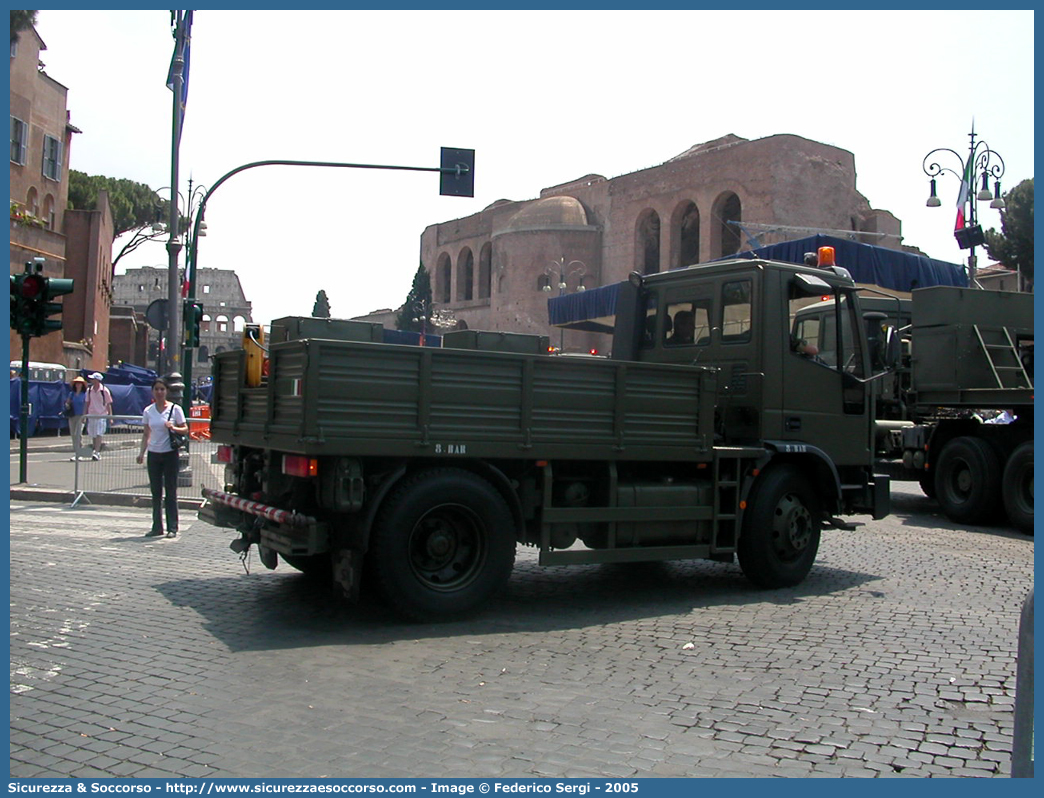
<box><xmin>933</xmin><ymin>436</ymin><xmax>1001</xmax><ymax>525</ymax></box>
<box><xmin>280</xmin><ymin>553</ymin><xmax>330</xmax><ymax>578</ymax></box>
<box><xmin>1002</xmin><ymin>441</ymin><xmax>1033</xmax><ymax>535</ymax></box>
<box><xmin>738</xmin><ymin>465</ymin><xmax>821</xmax><ymax>588</ymax></box>
<box><xmin>368</xmin><ymin>468</ymin><xmax>516</xmax><ymax>621</ymax></box>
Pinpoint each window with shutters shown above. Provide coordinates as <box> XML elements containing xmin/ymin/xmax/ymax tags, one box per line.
<box><xmin>42</xmin><ymin>134</ymin><xmax>62</xmax><ymax>180</ymax></box>
<box><xmin>10</xmin><ymin>116</ymin><xmax>27</xmax><ymax>164</ymax></box>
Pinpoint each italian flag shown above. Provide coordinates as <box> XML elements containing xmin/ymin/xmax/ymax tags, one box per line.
<box><xmin>955</xmin><ymin>158</ymin><xmax>973</xmax><ymax>231</ymax></box>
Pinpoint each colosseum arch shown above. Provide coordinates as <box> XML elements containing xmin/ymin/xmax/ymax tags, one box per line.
<box><xmin>456</xmin><ymin>248</ymin><xmax>474</xmax><ymax>302</ymax></box>
<box><xmin>711</xmin><ymin>191</ymin><xmax>743</xmax><ymax>258</ymax></box>
<box><xmin>435</xmin><ymin>253</ymin><xmax>452</xmax><ymax>303</ymax></box>
<box><xmin>670</xmin><ymin>200</ymin><xmax>700</xmax><ymax>269</ymax></box>
<box><xmin>478</xmin><ymin>243</ymin><xmax>492</xmax><ymax>299</ymax></box>
<box><xmin>635</xmin><ymin>209</ymin><xmax>661</xmax><ymax>275</ymax></box>
<box><xmin>232</xmin><ymin>315</ymin><xmax>247</xmax><ymax>333</ymax></box>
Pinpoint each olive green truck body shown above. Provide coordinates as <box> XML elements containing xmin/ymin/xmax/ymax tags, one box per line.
<box><xmin>201</xmin><ymin>257</ymin><xmax>891</xmax><ymax>620</ymax></box>
<box><xmin>794</xmin><ymin>286</ymin><xmax>1033</xmax><ymax>533</ymax></box>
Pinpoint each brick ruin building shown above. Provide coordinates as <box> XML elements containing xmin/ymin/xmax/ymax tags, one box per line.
<box><xmin>420</xmin><ymin>134</ymin><xmax>903</xmax><ymax>352</ymax></box>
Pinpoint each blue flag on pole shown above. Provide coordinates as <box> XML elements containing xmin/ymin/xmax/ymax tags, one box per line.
<box><xmin>166</xmin><ymin>10</ymin><xmax>193</xmax><ymax>142</ymax></box>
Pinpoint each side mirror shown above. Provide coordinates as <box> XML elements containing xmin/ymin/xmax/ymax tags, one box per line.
<box><xmin>883</xmin><ymin>326</ymin><xmax>900</xmax><ymax>370</ymax></box>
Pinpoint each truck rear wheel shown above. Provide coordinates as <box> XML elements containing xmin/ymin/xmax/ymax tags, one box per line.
<box><xmin>1002</xmin><ymin>441</ymin><xmax>1033</xmax><ymax>535</ymax></box>
<box><xmin>738</xmin><ymin>465</ymin><xmax>821</xmax><ymax>588</ymax></box>
<box><xmin>934</xmin><ymin>436</ymin><xmax>1001</xmax><ymax>525</ymax></box>
<box><xmin>368</xmin><ymin>468</ymin><xmax>516</xmax><ymax>621</ymax></box>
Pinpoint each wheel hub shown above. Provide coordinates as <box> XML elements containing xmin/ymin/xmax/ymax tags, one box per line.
<box><xmin>409</xmin><ymin>504</ymin><xmax>483</xmax><ymax>590</ymax></box>
<box><xmin>774</xmin><ymin>494</ymin><xmax>812</xmax><ymax>554</ymax></box>
<box><xmin>956</xmin><ymin>465</ymin><xmax>973</xmax><ymax>494</ymax></box>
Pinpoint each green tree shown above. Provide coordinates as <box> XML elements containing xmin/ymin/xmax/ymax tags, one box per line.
<box><xmin>312</xmin><ymin>290</ymin><xmax>331</xmax><ymax>318</ymax></box>
<box><xmin>67</xmin><ymin>170</ymin><xmax>173</xmax><ymax>269</ymax></box>
<box><xmin>985</xmin><ymin>177</ymin><xmax>1033</xmax><ymax>290</ymax></box>
<box><xmin>395</xmin><ymin>263</ymin><xmax>434</xmax><ymax>332</ymax></box>
<box><xmin>10</xmin><ymin>10</ymin><xmax>37</xmax><ymax>44</ymax></box>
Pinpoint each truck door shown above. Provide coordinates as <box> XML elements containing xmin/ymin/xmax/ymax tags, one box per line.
<box><xmin>782</xmin><ymin>281</ymin><xmax>870</xmax><ymax>464</ymax></box>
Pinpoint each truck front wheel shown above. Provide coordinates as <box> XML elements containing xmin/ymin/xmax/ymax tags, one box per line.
<box><xmin>738</xmin><ymin>465</ymin><xmax>821</xmax><ymax>588</ymax></box>
<box><xmin>933</xmin><ymin>436</ymin><xmax>1001</xmax><ymax>525</ymax></box>
<box><xmin>369</xmin><ymin>468</ymin><xmax>516</xmax><ymax>621</ymax></box>
<box><xmin>1002</xmin><ymin>441</ymin><xmax>1033</xmax><ymax>535</ymax></box>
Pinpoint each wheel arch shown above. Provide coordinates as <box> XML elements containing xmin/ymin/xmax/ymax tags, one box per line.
<box><xmin>357</xmin><ymin>459</ymin><xmax>524</xmax><ymax>551</ymax></box>
<box><xmin>759</xmin><ymin>442</ymin><xmax>842</xmax><ymax>515</ymax></box>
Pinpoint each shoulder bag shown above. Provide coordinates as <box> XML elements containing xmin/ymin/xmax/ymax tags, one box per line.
<box><xmin>166</xmin><ymin>404</ymin><xmax>188</xmax><ymax>451</ymax></box>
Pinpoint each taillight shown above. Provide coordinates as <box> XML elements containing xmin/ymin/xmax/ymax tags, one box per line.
<box><xmin>283</xmin><ymin>454</ymin><xmax>318</xmax><ymax>478</ymax></box>
<box><xmin>216</xmin><ymin>445</ymin><xmax>233</xmax><ymax>463</ymax></box>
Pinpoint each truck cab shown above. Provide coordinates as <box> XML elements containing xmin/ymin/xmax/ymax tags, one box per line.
<box><xmin>613</xmin><ymin>258</ymin><xmax>885</xmax><ymax>517</ymax></box>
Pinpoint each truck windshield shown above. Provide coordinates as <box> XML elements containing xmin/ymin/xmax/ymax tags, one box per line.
<box><xmin>790</xmin><ymin>290</ymin><xmax>865</xmax><ymax>378</ymax></box>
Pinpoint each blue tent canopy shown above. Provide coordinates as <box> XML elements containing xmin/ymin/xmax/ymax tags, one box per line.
<box><xmin>549</xmin><ymin>236</ymin><xmax>967</xmax><ymax>331</ymax></box>
<box><xmin>730</xmin><ymin>234</ymin><xmax>968</xmax><ymax>292</ymax></box>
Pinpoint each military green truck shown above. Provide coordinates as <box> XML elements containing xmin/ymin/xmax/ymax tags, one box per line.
<box><xmin>793</xmin><ymin>286</ymin><xmax>1034</xmax><ymax>534</ymax></box>
<box><xmin>199</xmin><ymin>257</ymin><xmax>892</xmax><ymax>620</ymax></box>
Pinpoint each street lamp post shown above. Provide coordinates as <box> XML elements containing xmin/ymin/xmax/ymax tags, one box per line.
<box><xmin>542</xmin><ymin>257</ymin><xmax>586</xmax><ymax>351</ymax></box>
<box><xmin>154</xmin><ymin>181</ymin><xmax>207</xmax><ymax>386</ymax></box>
<box><xmin>922</xmin><ymin>125</ymin><xmax>1006</xmax><ymax>287</ymax></box>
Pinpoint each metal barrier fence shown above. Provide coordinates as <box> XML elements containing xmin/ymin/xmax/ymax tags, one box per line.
<box><xmin>1011</xmin><ymin>588</ymin><xmax>1034</xmax><ymax>778</ymax></box>
<box><xmin>72</xmin><ymin>414</ymin><xmax>223</xmax><ymax>506</ymax></box>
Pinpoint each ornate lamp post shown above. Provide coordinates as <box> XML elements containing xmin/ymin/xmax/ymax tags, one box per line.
<box><xmin>542</xmin><ymin>257</ymin><xmax>586</xmax><ymax>351</ymax></box>
<box><xmin>922</xmin><ymin>125</ymin><xmax>1005</xmax><ymax>287</ymax></box>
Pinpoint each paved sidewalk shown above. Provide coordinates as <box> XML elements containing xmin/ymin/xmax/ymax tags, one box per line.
<box><xmin>10</xmin><ymin>432</ymin><xmax>207</xmax><ymax>508</ymax></box>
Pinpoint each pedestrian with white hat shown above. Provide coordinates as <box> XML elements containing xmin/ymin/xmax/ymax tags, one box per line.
<box><xmin>83</xmin><ymin>372</ymin><xmax>113</xmax><ymax>460</ymax></box>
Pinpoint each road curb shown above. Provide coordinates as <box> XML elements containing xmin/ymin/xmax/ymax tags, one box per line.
<box><xmin>9</xmin><ymin>485</ymin><xmax>203</xmax><ymax>510</ymax></box>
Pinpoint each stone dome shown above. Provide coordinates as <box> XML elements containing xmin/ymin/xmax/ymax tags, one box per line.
<box><xmin>502</xmin><ymin>196</ymin><xmax>589</xmax><ymax>231</ymax></box>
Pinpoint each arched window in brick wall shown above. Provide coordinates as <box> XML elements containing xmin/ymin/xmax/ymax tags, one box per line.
<box><xmin>42</xmin><ymin>194</ymin><xmax>55</xmax><ymax>229</ymax></box>
<box><xmin>478</xmin><ymin>243</ymin><xmax>492</xmax><ymax>299</ymax></box>
<box><xmin>436</xmin><ymin>253</ymin><xmax>452</xmax><ymax>303</ymax></box>
<box><xmin>457</xmin><ymin>248</ymin><xmax>474</xmax><ymax>301</ymax></box>
<box><xmin>636</xmin><ymin>209</ymin><xmax>661</xmax><ymax>274</ymax></box>
<box><xmin>671</xmin><ymin>201</ymin><xmax>700</xmax><ymax>268</ymax></box>
<box><xmin>713</xmin><ymin>192</ymin><xmax>742</xmax><ymax>258</ymax></box>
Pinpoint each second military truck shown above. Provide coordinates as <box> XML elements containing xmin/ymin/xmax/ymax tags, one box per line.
<box><xmin>200</xmin><ymin>255</ymin><xmax>892</xmax><ymax>620</ymax></box>
<box><xmin>793</xmin><ymin>286</ymin><xmax>1033</xmax><ymax>533</ymax></box>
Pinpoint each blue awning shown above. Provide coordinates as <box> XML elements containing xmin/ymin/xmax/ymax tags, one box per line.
<box><xmin>730</xmin><ymin>234</ymin><xmax>968</xmax><ymax>292</ymax></box>
<box><xmin>547</xmin><ymin>282</ymin><xmax>621</xmax><ymax>333</ymax></box>
<box><xmin>549</xmin><ymin>236</ymin><xmax>968</xmax><ymax>330</ymax></box>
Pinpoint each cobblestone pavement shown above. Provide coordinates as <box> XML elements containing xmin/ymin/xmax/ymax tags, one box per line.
<box><xmin>9</xmin><ymin>483</ymin><xmax>1033</xmax><ymax>779</ymax></box>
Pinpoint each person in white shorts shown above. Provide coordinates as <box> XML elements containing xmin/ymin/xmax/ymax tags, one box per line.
<box><xmin>83</xmin><ymin>372</ymin><xmax>113</xmax><ymax>460</ymax></box>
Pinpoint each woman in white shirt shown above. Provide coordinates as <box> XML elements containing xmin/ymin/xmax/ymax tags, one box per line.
<box><xmin>136</xmin><ymin>379</ymin><xmax>189</xmax><ymax>538</ymax></box>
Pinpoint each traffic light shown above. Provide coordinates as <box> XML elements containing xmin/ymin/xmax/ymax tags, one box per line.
<box><xmin>10</xmin><ymin>262</ymin><xmax>73</xmax><ymax>337</ymax></box>
<box><xmin>184</xmin><ymin>299</ymin><xmax>203</xmax><ymax>347</ymax></box>
<box><xmin>10</xmin><ymin>274</ymin><xmax>22</xmax><ymax>332</ymax></box>
<box><xmin>34</xmin><ymin>275</ymin><xmax>75</xmax><ymax>336</ymax></box>
<box><xmin>13</xmin><ymin>271</ymin><xmax>45</xmax><ymax>336</ymax></box>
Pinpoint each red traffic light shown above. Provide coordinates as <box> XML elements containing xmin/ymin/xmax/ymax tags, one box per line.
<box><xmin>20</xmin><ymin>273</ymin><xmax>45</xmax><ymax>299</ymax></box>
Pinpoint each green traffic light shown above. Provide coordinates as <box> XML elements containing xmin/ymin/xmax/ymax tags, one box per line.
<box><xmin>183</xmin><ymin>299</ymin><xmax>204</xmax><ymax>348</ymax></box>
